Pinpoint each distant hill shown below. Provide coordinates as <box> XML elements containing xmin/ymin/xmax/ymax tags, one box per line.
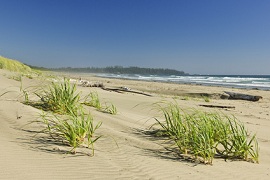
<box><xmin>52</xmin><ymin>66</ymin><xmax>188</xmax><ymax>76</ymax></box>
<box><xmin>0</xmin><ymin>56</ymin><xmax>32</xmax><ymax>73</ymax></box>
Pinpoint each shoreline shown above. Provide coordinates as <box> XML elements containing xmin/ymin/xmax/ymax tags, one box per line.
<box><xmin>96</xmin><ymin>75</ymin><xmax>270</xmax><ymax>91</ymax></box>
<box><xmin>59</xmin><ymin>71</ymin><xmax>268</xmax><ymax>98</ymax></box>
<box><xmin>56</xmin><ymin>71</ymin><xmax>270</xmax><ymax>91</ymax></box>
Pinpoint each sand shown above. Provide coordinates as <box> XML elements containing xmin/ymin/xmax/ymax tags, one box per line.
<box><xmin>0</xmin><ymin>69</ymin><xmax>270</xmax><ymax>179</ymax></box>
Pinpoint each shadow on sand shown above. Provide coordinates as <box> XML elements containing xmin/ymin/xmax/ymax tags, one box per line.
<box><xmin>14</xmin><ymin>127</ymin><xmax>94</xmax><ymax>157</ymax></box>
<box><xmin>130</xmin><ymin>128</ymin><xmax>202</xmax><ymax>166</ymax></box>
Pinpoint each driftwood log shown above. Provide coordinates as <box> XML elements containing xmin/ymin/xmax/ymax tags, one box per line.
<box><xmin>102</xmin><ymin>87</ymin><xmax>152</xmax><ymax>97</ymax></box>
<box><xmin>199</xmin><ymin>104</ymin><xmax>235</xmax><ymax>109</ymax></box>
<box><xmin>224</xmin><ymin>91</ymin><xmax>262</xmax><ymax>102</ymax></box>
<box><xmin>79</xmin><ymin>80</ymin><xmax>104</xmax><ymax>88</ymax></box>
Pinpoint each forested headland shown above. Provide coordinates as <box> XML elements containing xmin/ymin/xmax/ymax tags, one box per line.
<box><xmin>48</xmin><ymin>66</ymin><xmax>188</xmax><ymax>76</ymax></box>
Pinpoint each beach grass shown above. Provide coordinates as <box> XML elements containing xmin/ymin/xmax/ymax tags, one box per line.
<box><xmin>83</xmin><ymin>92</ymin><xmax>102</xmax><ymax>110</ymax></box>
<box><xmin>103</xmin><ymin>103</ymin><xmax>118</xmax><ymax>115</ymax></box>
<box><xmin>35</xmin><ymin>78</ymin><xmax>81</xmax><ymax>115</ymax></box>
<box><xmin>39</xmin><ymin>108</ymin><xmax>102</xmax><ymax>154</ymax></box>
<box><xmin>154</xmin><ymin>102</ymin><xmax>259</xmax><ymax>164</ymax></box>
<box><xmin>82</xmin><ymin>92</ymin><xmax>118</xmax><ymax>115</ymax></box>
<box><xmin>202</xmin><ymin>95</ymin><xmax>210</xmax><ymax>102</ymax></box>
<box><xmin>18</xmin><ymin>78</ymin><xmax>102</xmax><ymax>155</ymax></box>
<box><xmin>0</xmin><ymin>56</ymin><xmax>32</xmax><ymax>73</ymax></box>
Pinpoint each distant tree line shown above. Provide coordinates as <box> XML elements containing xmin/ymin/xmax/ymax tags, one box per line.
<box><xmin>27</xmin><ymin>64</ymin><xmax>48</xmax><ymax>71</ymax></box>
<box><xmin>50</xmin><ymin>66</ymin><xmax>188</xmax><ymax>76</ymax></box>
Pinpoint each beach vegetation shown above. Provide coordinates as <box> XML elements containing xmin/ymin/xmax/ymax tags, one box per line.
<box><xmin>19</xmin><ymin>78</ymin><xmax>118</xmax><ymax>115</ymax></box>
<box><xmin>82</xmin><ymin>92</ymin><xmax>118</xmax><ymax>115</ymax></box>
<box><xmin>202</xmin><ymin>95</ymin><xmax>210</xmax><ymax>102</ymax></box>
<box><xmin>182</xmin><ymin>96</ymin><xmax>190</xmax><ymax>101</ymax></box>
<box><xmin>22</xmin><ymin>90</ymin><xmax>30</xmax><ymax>104</ymax></box>
<box><xmin>153</xmin><ymin>102</ymin><xmax>259</xmax><ymax>164</ymax></box>
<box><xmin>38</xmin><ymin>108</ymin><xmax>102</xmax><ymax>154</ymax></box>
<box><xmin>24</xmin><ymin>74</ymin><xmax>34</xmax><ymax>79</ymax></box>
<box><xmin>103</xmin><ymin>103</ymin><xmax>118</xmax><ymax>115</ymax></box>
<box><xmin>35</xmin><ymin>78</ymin><xmax>81</xmax><ymax>115</ymax></box>
<box><xmin>82</xmin><ymin>92</ymin><xmax>102</xmax><ymax>110</ymax></box>
<box><xmin>19</xmin><ymin>79</ymin><xmax>102</xmax><ymax>155</ymax></box>
<box><xmin>0</xmin><ymin>56</ymin><xmax>32</xmax><ymax>73</ymax></box>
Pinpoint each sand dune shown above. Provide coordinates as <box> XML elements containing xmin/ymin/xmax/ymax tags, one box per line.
<box><xmin>1</xmin><ymin>70</ymin><xmax>270</xmax><ymax>179</ymax></box>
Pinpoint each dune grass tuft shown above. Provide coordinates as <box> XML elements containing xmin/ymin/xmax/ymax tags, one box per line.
<box><xmin>39</xmin><ymin>108</ymin><xmax>102</xmax><ymax>154</ymax></box>
<box><xmin>202</xmin><ymin>95</ymin><xmax>210</xmax><ymax>102</ymax></box>
<box><xmin>82</xmin><ymin>92</ymin><xmax>118</xmax><ymax>115</ymax></box>
<box><xmin>21</xmin><ymin>79</ymin><xmax>103</xmax><ymax>155</ymax></box>
<box><xmin>103</xmin><ymin>103</ymin><xmax>118</xmax><ymax>115</ymax></box>
<box><xmin>154</xmin><ymin>102</ymin><xmax>259</xmax><ymax>164</ymax></box>
<box><xmin>35</xmin><ymin>78</ymin><xmax>81</xmax><ymax>115</ymax></box>
<box><xmin>83</xmin><ymin>92</ymin><xmax>102</xmax><ymax>110</ymax></box>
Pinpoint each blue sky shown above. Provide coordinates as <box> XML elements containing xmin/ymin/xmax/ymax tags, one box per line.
<box><xmin>0</xmin><ymin>0</ymin><xmax>269</xmax><ymax>75</ymax></box>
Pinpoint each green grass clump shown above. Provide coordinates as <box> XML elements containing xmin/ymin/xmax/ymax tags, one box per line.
<box><xmin>82</xmin><ymin>92</ymin><xmax>118</xmax><ymax>115</ymax></box>
<box><xmin>202</xmin><ymin>95</ymin><xmax>210</xmax><ymax>102</ymax></box>
<box><xmin>36</xmin><ymin>78</ymin><xmax>81</xmax><ymax>115</ymax></box>
<box><xmin>103</xmin><ymin>103</ymin><xmax>118</xmax><ymax>115</ymax></box>
<box><xmin>39</xmin><ymin>109</ymin><xmax>102</xmax><ymax>154</ymax></box>
<box><xmin>154</xmin><ymin>102</ymin><xmax>259</xmax><ymax>164</ymax></box>
<box><xmin>83</xmin><ymin>92</ymin><xmax>102</xmax><ymax>110</ymax></box>
<box><xmin>0</xmin><ymin>56</ymin><xmax>32</xmax><ymax>73</ymax></box>
<box><xmin>21</xmin><ymin>80</ymin><xmax>102</xmax><ymax>155</ymax></box>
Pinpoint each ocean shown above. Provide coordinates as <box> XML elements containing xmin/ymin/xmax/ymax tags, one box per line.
<box><xmin>97</xmin><ymin>74</ymin><xmax>270</xmax><ymax>90</ymax></box>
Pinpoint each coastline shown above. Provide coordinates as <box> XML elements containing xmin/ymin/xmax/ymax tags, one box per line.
<box><xmin>63</xmin><ymin>71</ymin><xmax>270</xmax><ymax>98</ymax></box>
<box><xmin>95</xmin><ymin>73</ymin><xmax>270</xmax><ymax>91</ymax></box>
<box><xmin>1</xmin><ymin>69</ymin><xmax>270</xmax><ymax>179</ymax></box>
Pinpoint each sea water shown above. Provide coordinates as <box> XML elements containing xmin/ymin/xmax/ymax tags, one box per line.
<box><xmin>97</xmin><ymin>74</ymin><xmax>270</xmax><ymax>90</ymax></box>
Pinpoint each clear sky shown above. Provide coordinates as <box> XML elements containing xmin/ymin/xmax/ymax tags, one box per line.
<box><xmin>0</xmin><ymin>0</ymin><xmax>269</xmax><ymax>75</ymax></box>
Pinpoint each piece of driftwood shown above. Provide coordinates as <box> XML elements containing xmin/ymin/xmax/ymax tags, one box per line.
<box><xmin>102</xmin><ymin>88</ymin><xmax>124</xmax><ymax>94</ymax></box>
<box><xmin>199</xmin><ymin>104</ymin><xmax>235</xmax><ymax>109</ymax></box>
<box><xmin>102</xmin><ymin>87</ymin><xmax>152</xmax><ymax>97</ymax></box>
<box><xmin>79</xmin><ymin>80</ymin><xmax>104</xmax><ymax>88</ymax></box>
<box><xmin>224</xmin><ymin>91</ymin><xmax>262</xmax><ymax>102</ymax></box>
